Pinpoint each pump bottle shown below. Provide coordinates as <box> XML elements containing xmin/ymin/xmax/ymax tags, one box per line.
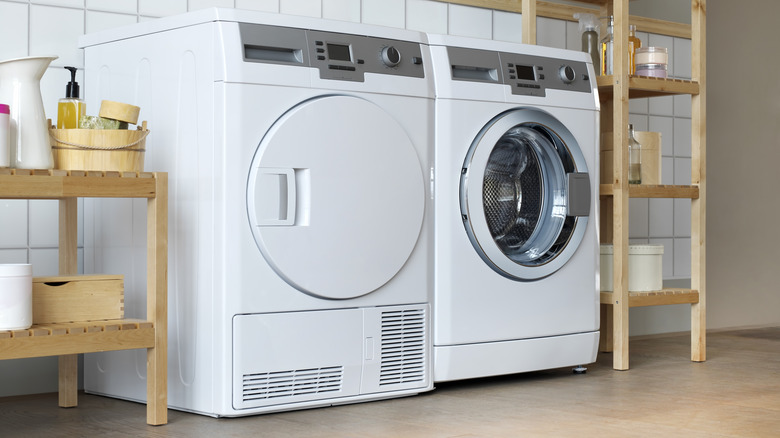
<box><xmin>57</xmin><ymin>66</ymin><xmax>85</xmax><ymax>129</ymax></box>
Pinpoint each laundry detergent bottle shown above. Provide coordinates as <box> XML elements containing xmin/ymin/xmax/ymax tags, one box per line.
<box><xmin>57</xmin><ymin>66</ymin><xmax>85</xmax><ymax>129</ymax></box>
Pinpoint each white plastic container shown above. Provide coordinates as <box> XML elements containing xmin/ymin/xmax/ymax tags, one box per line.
<box><xmin>600</xmin><ymin>244</ymin><xmax>664</xmax><ymax>292</ymax></box>
<box><xmin>0</xmin><ymin>264</ymin><xmax>33</xmax><ymax>330</ymax></box>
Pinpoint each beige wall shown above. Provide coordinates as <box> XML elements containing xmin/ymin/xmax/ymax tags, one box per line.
<box><xmin>615</xmin><ymin>0</ymin><xmax>780</xmax><ymax>332</ymax></box>
<box><xmin>706</xmin><ymin>0</ymin><xmax>780</xmax><ymax>329</ymax></box>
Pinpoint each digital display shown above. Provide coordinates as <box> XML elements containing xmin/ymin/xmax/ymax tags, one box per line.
<box><xmin>327</xmin><ymin>43</ymin><xmax>352</xmax><ymax>62</ymax></box>
<box><xmin>516</xmin><ymin>64</ymin><xmax>536</xmax><ymax>81</ymax></box>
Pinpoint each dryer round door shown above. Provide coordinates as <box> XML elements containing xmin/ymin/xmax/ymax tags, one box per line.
<box><xmin>247</xmin><ymin>95</ymin><xmax>425</xmax><ymax>300</ymax></box>
<box><xmin>460</xmin><ymin>108</ymin><xmax>591</xmax><ymax>281</ymax></box>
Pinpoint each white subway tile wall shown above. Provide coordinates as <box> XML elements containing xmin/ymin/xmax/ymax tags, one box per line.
<box><xmin>363</xmin><ymin>0</ymin><xmax>405</xmax><ymax>28</ymax></box>
<box><xmin>280</xmin><ymin>0</ymin><xmax>322</xmax><ymax>18</ymax></box>
<box><xmin>0</xmin><ymin>2</ymin><xmax>694</xmax><ymax>350</ymax></box>
<box><xmin>492</xmin><ymin>10</ymin><xmax>523</xmax><ymax>44</ymax></box>
<box><xmin>448</xmin><ymin>4</ymin><xmax>491</xmax><ymax>39</ymax></box>
<box><xmin>322</xmin><ymin>0</ymin><xmax>360</xmax><ymax>22</ymax></box>
<box><xmin>406</xmin><ymin>0</ymin><xmax>447</xmax><ymax>34</ymax></box>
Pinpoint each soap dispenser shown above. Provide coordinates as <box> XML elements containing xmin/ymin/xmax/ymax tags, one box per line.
<box><xmin>57</xmin><ymin>66</ymin><xmax>85</xmax><ymax>129</ymax></box>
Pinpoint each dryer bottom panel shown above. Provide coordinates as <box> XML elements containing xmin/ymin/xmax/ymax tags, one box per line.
<box><xmin>233</xmin><ymin>304</ymin><xmax>432</xmax><ymax>415</ymax></box>
<box><xmin>433</xmin><ymin>331</ymin><xmax>599</xmax><ymax>382</ymax></box>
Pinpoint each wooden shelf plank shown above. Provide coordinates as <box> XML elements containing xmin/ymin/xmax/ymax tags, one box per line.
<box><xmin>601</xmin><ymin>289</ymin><xmax>700</xmax><ymax>308</ymax></box>
<box><xmin>597</xmin><ymin>75</ymin><xmax>700</xmax><ymax>99</ymax></box>
<box><xmin>0</xmin><ymin>319</ymin><xmax>155</xmax><ymax>360</ymax></box>
<box><xmin>0</xmin><ymin>170</ymin><xmax>157</xmax><ymax>199</ymax></box>
<box><xmin>600</xmin><ymin>184</ymin><xmax>700</xmax><ymax>199</ymax></box>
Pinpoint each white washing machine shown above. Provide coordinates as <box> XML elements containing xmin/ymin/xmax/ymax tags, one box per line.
<box><xmin>79</xmin><ymin>8</ymin><xmax>433</xmax><ymax>417</ymax></box>
<box><xmin>428</xmin><ymin>34</ymin><xmax>600</xmax><ymax>382</ymax></box>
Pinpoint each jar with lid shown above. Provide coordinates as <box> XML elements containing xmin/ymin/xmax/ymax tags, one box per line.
<box><xmin>628</xmin><ymin>124</ymin><xmax>642</xmax><ymax>184</ymax></box>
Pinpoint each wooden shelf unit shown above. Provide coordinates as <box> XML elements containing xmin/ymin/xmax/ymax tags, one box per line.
<box><xmin>573</xmin><ymin>0</ymin><xmax>707</xmax><ymax>370</ymax></box>
<box><xmin>0</xmin><ymin>168</ymin><xmax>168</xmax><ymax>425</ymax></box>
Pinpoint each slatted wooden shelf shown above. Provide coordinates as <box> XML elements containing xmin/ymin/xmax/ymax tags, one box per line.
<box><xmin>597</xmin><ymin>75</ymin><xmax>700</xmax><ymax>99</ymax></box>
<box><xmin>0</xmin><ymin>168</ymin><xmax>157</xmax><ymax>199</ymax></box>
<box><xmin>0</xmin><ymin>170</ymin><xmax>168</xmax><ymax>425</ymax></box>
<box><xmin>0</xmin><ymin>320</ymin><xmax>155</xmax><ymax>360</ymax></box>
<box><xmin>599</xmin><ymin>184</ymin><xmax>700</xmax><ymax>199</ymax></box>
<box><xmin>601</xmin><ymin>289</ymin><xmax>700</xmax><ymax>308</ymax></box>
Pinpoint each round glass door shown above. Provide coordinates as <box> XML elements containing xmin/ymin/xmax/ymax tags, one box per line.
<box><xmin>460</xmin><ymin>108</ymin><xmax>590</xmax><ymax>281</ymax></box>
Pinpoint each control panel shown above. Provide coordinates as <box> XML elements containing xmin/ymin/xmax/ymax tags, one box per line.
<box><xmin>500</xmin><ymin>51</ymin><xmax>591</xmax><ymax>96</ymax></box>
<box><xmin>308</xmin><ymin>30</ymin><xmax>424</xmax><ymax>81</ymax></box>
<box><xmin>239</xmin><ymin>23</ymin><xmax>425</xmax><ymax>82</ymax></box>
<box><xmin>446</xmin><ymin>46</ymin><xmax>592</xmax><ymax>96</ymax></box>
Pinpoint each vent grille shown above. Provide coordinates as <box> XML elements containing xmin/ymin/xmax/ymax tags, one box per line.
<box><xmin>379</xmin><ymin>308</ymin><xmax>426</xmax><ymax>386</ymax></box>
<box><xmin>242</xmin><ymin>366</ymin><xmax>343</xmax><ymax>402</ymax></box>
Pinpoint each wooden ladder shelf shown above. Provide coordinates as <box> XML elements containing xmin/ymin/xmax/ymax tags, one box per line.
<box><xmin>0</xmin><ymin>169</ymin><xmax>168</xmax><ymax>425</ymax></box>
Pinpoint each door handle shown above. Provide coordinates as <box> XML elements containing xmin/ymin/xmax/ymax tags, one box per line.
<box><xmin>250</xmin><ymin>167</ymin><xmax>297</xmax><ymax>226</ymax></box>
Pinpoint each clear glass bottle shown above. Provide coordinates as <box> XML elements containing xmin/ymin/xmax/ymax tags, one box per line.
<box><xmin>628</xmin><ymin>124</ymin><xmax>642</xmax><ymax>184</ymax></box>
<box><xmin>601</xmin><ymin>15</ymin><xmax>614</xmax><ymax>75</ymax></box>
<box><xmin>628</xmin><ymin>24</ymin><xmax>642</xmax><ymax>75</ymax></box>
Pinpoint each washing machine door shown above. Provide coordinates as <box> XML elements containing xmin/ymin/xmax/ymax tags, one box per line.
<box><xmin>247</xmin><ymin>95</ymin><xmax>425</xmax><ymax>300</ymax></box>
<box><xmin>460</xmin><ymin>108</ymin><xmax>591</xmax><ymax>281</ymax></box>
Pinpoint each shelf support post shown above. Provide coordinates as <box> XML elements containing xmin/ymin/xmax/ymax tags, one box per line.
<box><xmin>691</xmin><ymin>0</ymin><xmax>707</xmax><ymax>363</ymax></box>
<box><xmin>610</xmin><ymin>0</ymin><xmax>631</xmax><ymax>371</ymax></box>
<box><xmin>521</xmin><ymin>0</ymin><xmax>536</xmax><ymax>44</ymax></box>
<box><xmin>58</xmin><ymin>197</ymin><xmax>79</xmax><ymax>408</ymax></box>
<box><xmin>146</xmin><ymin>173</ymin><xmax>168</xmax><ymax>425</ymax></box>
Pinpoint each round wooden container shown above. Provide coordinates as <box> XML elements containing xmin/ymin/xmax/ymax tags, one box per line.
<box><xmin>49</xmin><ymin>121</ymin><xmax>149</xmax><ymax>172</ymax></box>
<box><xmin>99</xmin><ymin>100</ymin><xmax>141</xmax><ymax>125</ymax></box>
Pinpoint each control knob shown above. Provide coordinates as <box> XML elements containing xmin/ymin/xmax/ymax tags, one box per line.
<box><xmin>559</xmin><ymin>65</ymin><xmax>576</xmax><ymax>84</ymax></box>
<box><xmin>381</xmin><ymin>46</ymin><xmax>401</xmax><ymax>67</ymax></box>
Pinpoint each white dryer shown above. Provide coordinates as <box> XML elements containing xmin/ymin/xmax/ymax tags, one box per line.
<box><xmin>79</xmin><ymin>9</ymin><xmax>433</xmax><ymax>416</ymax></box>
<box><xmin>428</xmin><ymin>34</ymin><xmax>600</xmax><ymax>382</ymax></box>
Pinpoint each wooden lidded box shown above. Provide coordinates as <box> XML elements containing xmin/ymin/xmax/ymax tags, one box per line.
<box><xmin>32</xmin><ymin>275</ymin><xmax>124</xmax><ymax>323</ymax></box>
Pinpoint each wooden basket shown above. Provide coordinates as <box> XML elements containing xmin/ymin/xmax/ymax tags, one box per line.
<box><xmin>49</xmin><ymin>120</ymin><xmax>149</xmax><ymax>172</ymax></box>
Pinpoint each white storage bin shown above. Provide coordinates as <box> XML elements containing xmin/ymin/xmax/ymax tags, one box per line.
<box><xmin>0</xmin><ymin>264</ymin><xmax>33</xmax><ymax>330</ymax></box>
<box><xmin>600</xmin><ymin>244</ymin><xmax>664</xmax><ymax>292</ymax></box>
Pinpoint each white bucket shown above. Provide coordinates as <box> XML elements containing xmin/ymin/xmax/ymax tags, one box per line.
<box><xmin>0</xmin><ymin>264</ymin><xmax>33</xmax><ymax>330</ymax></box>
<box><xmin>600</xmin><ymin>244</ymin><xmax>664</xmax><ymax>292</ymax></box>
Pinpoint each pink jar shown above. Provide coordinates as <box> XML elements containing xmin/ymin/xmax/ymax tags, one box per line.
<box><xmin>0</xmin><ymin>103</ymin><xmax>9</xmax><ymax>167</ymax></box>
<box><xmin>635</xmin><ymin>63</ymin><xmax>667</xmax><ymax>78</ymax></box>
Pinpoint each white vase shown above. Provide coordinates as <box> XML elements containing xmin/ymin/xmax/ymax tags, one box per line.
<box><xmin>0</xmin><ymin>56</ymin><xmax>58</xmax><ymax>169</ymax></box>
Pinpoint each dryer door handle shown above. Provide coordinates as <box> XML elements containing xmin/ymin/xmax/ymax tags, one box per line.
<box><xmin>251</xmin><ymin>167</ymin><xmax>297</xmax><ymax>226</ymax></box>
